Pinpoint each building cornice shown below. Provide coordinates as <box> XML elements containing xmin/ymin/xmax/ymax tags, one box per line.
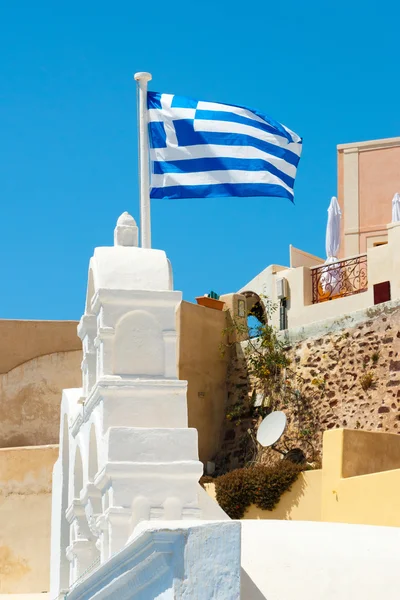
<box><xmin>338</xmin><ymin>136</ymin><xmax>400</xmax><ymax>152</ymax></box>
<box><xmin>71</xmin><ymin>377</ymin><xmax>188</xmax><ymax>437</ymax></box>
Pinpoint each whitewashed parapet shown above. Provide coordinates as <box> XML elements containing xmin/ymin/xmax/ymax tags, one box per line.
<box><xmin>66</xmin><ymin>521</ymin><xmax>241</xmax><ymax>600</ymax></box>
<box><xmin>50</xmin><ymin>214</ymin><xmax>204</xmax><ymax>598</ymax></box>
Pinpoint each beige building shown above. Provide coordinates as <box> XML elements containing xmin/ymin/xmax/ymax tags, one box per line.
<box><xmin>0</xmin><ymin>320</ymin><xmax>82</xmax><ymax>595</ymax></box>
<box><xmin>240</xmin><ymin>136</ymin><xmax>400</xmax><ymax>332</ymax></box>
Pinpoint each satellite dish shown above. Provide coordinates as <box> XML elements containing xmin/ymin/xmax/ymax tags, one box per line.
<box><xmin>257</xmin><ymin>411</ymin><xmax>287</xmax><ymax>447</ymax></box>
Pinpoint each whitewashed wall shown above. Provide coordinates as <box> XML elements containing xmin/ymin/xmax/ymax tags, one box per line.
<box><xmin>241</xmin><ymin>520</ymin><xmax>400</xmax><ymax>600</ymax></box>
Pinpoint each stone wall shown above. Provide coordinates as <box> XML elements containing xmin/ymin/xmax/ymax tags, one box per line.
<box><xmin>289</xmin><ymin>303</ymin><xmax>400</xmax><ymax>441</ymax></box>
<box><xmin>216</xmin><ymin>343</ymin><xmax>254</xmax><ymax>472</ymax></box>
<box><xmin>217</xmin><ymin>301</ymin><xmax>400</xmax><ymax>472</ymax></box>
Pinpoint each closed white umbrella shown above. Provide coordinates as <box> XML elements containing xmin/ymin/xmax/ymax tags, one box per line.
<box><xmin>325</xmin><ymin>196</ymin><xmax>342</xmax><ymax>261</ymax></box>
<box><xmin>322</xmin><ymin>196</ymin><xmax>342</xmax><ymax>294</ymax></box>
<box><xmin>392</xmin><ymin>193</ymin><xmax>400</xmax><ymax>223</ymax></box>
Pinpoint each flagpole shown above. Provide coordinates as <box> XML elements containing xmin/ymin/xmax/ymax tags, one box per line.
<box><xmin>134</xmin><ymin>71</ymin><xmax>152</xmax><ymax>249</ymax></box>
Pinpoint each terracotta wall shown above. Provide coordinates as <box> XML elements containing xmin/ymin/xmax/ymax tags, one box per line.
<box><xmin>337</xmin><ymin>138</ymin><xmax>400</xmax><ymax>257</ymax></box>
<box><xmin>359</xmin><ymin>146</ymin><xmax>400</xmax><ymax>239</ymax></box>
<box><xmin>177</xmin><ymin>301</ymin><xmax>228</xmax><ymax>464</ymax></box>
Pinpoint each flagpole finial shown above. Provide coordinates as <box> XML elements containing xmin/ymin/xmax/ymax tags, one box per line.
<box><xmin>134</xmin><ymin>72</ymin><xmax>152</xmax><ymax>82</ymax></box>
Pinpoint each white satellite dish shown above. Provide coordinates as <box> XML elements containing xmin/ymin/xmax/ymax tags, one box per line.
<box><xmin>257</xmin><ymin>411</ymin><xmax>287</xmax><ymax>447</ymax></box>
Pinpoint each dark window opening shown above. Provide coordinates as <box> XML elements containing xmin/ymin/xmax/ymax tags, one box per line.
<box><xmin>373</xmin><ymin>281</ymin><xmax>391</xmax><ymax>305</ymax></box>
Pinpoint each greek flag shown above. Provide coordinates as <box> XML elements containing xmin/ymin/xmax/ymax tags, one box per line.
<box><xmin>147</xmin><ymin>92</ymin><xmax>302</xmax><ymax>202</ymax></box>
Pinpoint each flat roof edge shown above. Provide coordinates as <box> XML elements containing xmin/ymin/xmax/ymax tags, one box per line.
<box><xmin>337</xmin><ymin>136</ymin><xmax>400</xmax><ymax>151</ymax></box>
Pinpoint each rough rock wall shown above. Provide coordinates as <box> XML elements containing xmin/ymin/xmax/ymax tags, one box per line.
<box><xmin>217</xmin><ymin>303</ymin><xmax>400</xmax><ymax>472</ymax></box>
<box><xmin>290</xmin><ymin>306</ymin><xmax>400</xmax><ymax>437</ymax></box>
<box><xmin>215</xmin><ymin>343</ymin><xmax>255</xmax><ymax>473</ymax></box>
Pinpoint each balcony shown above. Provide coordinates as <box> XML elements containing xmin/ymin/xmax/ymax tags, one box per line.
<box><xmin>311</xmin><ymin>254</ymin><xmax>368</xmax><ymax>304</ymax></box>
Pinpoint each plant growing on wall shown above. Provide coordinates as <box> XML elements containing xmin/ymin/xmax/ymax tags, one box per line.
<box><xmin>221</xmin><ymin>297</ymin><xmax>320</xmax><ymax>465</ymax></box>
<box><xmin>371</xmin><ymin>351</ymin><xmax>380</xmax><ymax>365</ymax></box>
<box><xmin>359</xmin><ymin>371</ymin><xmax>376</xmax><ymax>392</ymax></box>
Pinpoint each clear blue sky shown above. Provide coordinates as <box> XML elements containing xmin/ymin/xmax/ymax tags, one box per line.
<box><xmin>1</xmin><ymin>1</ymin><xmax>399</xmax><ymax>320</ymax></box>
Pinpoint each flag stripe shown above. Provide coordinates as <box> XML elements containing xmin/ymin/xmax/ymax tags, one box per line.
<box><xmin>196</xmin><ymin>100</ymin><xmax>301</xmax><ymax>143</ymax></box>
<box><xmin>195</xmin><ymin>109</ymin><xmax>289</xmax><ymax>139</ymax></box>
<box><xmin>149</xmin><ymin>121</ymin><xmax>167</xmax><ymax>148</ymax></box>
<box><xmin>196</xmin><ymin>100</ymin><xmax>268</xmax><ymax>125</ymax></box>
<box><xmin>151</xmin><ymin>169</ymin><xmax>293</xmax><ymax>195</ymax></box>
<box><xmin>194</xmin><ymin>119</ymin><xmax>299</xmax><ymax>153</ymax></box>
<box><xmin>148</xmin><ymin>106</ymin><xmax>196</xmax><ymax>122</ymax></box>
<box><xmin>173</xmin><ymin>122</ymin><xmax>301</xmax><ymax>167</ymax></box>
<box><xmin>150</xmin><ymin>144</ymin><xmax>297</xmax><ymax>177</ymax></box>
<box><xmin>150</xmin><ymin>182</ymin><xmax>294</xmax><ymax>201</ymax></box>
<box><xmin>152</xmin><ymin>157</ymin><xmax>295</xmax><ymax>188</ymax></box>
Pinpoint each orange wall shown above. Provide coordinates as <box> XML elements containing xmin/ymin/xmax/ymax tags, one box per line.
<box><xmin>359</xmin><ymin>146</ymin><xmax>400</xmax><ymax>251</ymax></box>
<box><xmin>359</xmin><ymin>147</ymin><xmax>400</xmax><ymax>231</ymax></box>
<box><xmin>338</xmin><ymin>140</ymin><xmax>400</xmax><ymax>256</ymax></box>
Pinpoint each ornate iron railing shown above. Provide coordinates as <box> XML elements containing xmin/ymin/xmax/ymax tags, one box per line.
<box><xmin>311</xmin><ymin>254</ymin><xmax>368</xmax><ymax>304</ymax></box>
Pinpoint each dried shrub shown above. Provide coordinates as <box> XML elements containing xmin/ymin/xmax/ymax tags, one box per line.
<box><xmin>214</xmin><ymin>462</ymin><xmax>302</xmax><ymax>519</ymax></box>
<box><xmin>360</xmin><ymin>371</ymin><xmax>376</xmax><ymax>392</ymax></box>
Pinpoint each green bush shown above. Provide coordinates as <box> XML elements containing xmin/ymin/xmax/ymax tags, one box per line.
<box><xmin>214</xmin><ymin>462</ymin><xmax>302</xmax><ymax>519</ymax></box>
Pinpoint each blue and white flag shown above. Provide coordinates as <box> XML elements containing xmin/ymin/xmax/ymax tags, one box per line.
<box><xmin>147</xmin><ymin>92</ymin><xmax>302</xmax><ymax>202</ymax></box>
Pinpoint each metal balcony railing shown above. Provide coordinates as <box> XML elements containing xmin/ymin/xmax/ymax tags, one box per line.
<box><xmin>311</xmin><ymin>254</ymin><xmax>368</xmax><ymax>304</ymax></box>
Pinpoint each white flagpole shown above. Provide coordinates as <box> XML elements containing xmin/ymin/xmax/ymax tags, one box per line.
<box><xmin>134</xmin><ymin>71</ymin><xmax>152</xmax><ymax>249</ymax></box>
